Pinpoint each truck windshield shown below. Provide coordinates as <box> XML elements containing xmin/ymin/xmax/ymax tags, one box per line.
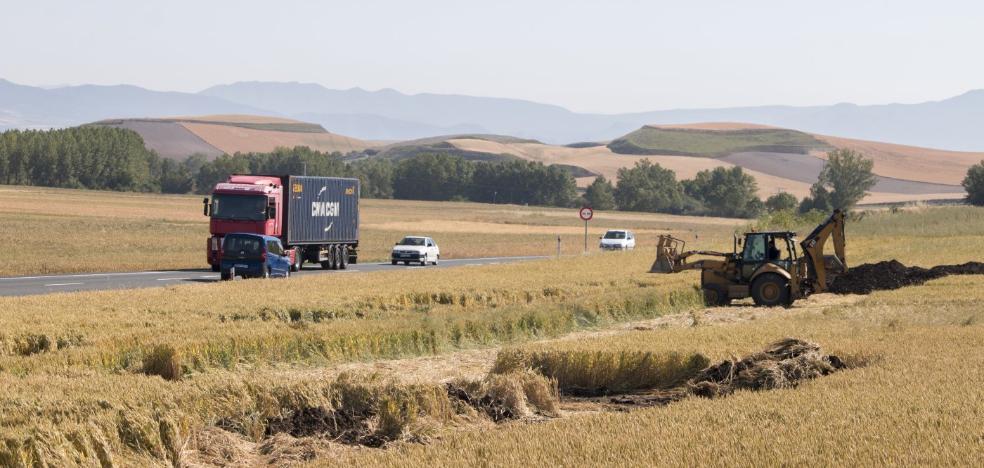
<box><xmin>211</xmin><ymin>195</ymin><xmax>267</xmax><ymax>221</ymax></box>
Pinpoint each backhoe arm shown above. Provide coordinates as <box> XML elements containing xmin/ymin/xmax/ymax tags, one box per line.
<box><xmin>799</xmin><ymin>209</ymin><xmax>846</xmax><ymax>292</ymax></box>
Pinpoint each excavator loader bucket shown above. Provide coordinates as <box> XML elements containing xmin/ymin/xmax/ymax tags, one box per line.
<box><xmin>650</xmin><ymin>235</ymin><xmax>684</xmax><ymax>273</ymax></box>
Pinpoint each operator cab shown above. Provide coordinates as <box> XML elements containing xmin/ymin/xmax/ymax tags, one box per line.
<box><xmin>739</xmin><ymin>231</ymin><xmax>797</xmax><ymax>280</ymax></box>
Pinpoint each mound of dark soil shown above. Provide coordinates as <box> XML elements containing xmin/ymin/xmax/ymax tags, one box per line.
<box><xmin>687</xmin><ymin>338</ymin><xmax>844</xmax><ymax>399</ymax></box>
<box><xmin>829</xmin><ymin>260</ymin><xmax>984</xmax><ymax>295</ymax></box>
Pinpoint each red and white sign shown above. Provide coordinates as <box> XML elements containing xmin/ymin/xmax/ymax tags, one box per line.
<box><xmin>579</xmin><ymin>207</ymin><xmax>594</xmax><ymax>221</ymax></box>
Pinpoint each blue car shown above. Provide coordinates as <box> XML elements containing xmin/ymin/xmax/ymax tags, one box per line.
<box><xmin>220</xmin><ymin>233</ymin><xmax>292</xmax><ymax>280</ymax></box>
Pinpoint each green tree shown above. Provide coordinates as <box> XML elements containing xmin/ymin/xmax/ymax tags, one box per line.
<box><xmin>964</xmin><ymin>160</ymin><xmax>984</xmax><ymax>206</ymax></box>
<box><xmin>817</xmin><ymin>149</ymin><xmax>876</xmax><ymax>209</ymax></box>
<box><xmin>682</xmin><ymin>166</ymin><xmax>761</xmax><ymax>218</ymax></box>
<box><xmin>393</xmin><ymin>153</ymin><xmax>473</xmax><ymax>201</ymax></box>
<box><xmin>799</xmin><ymin>183</ymin><xmax>834</xmax><ymax>214</ymax></box>
<box><xmin>614</xmin><ymin>160</ymin><xmax>687</xmax><ymax>213</ymax></box>
<box><xmin>765</xmin><ymin>192</ymin><xmax>798</xmax><ymax>212</ymax></box>
<box><xmin>584</xmin><ymin>175</ymin><xmax>615</xmax><ymax>210</ymax></box>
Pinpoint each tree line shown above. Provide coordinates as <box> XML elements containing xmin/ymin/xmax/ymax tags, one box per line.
<box><xmin>6</xmin><ymin>126</ymin><xmax>949</xmax><ymax>216</ymax></box>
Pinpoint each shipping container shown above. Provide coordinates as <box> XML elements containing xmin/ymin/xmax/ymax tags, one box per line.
<box><xmin>283</xmin><ymin>176</ymin><xmax>360</xmax><ymax>245</ymax></box>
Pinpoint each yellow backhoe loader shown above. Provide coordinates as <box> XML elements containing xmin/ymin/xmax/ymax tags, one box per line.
<box><xmin>651</xmin><ymin>209</ymin><xmax>846</xmax><ymax>307</ymax></box>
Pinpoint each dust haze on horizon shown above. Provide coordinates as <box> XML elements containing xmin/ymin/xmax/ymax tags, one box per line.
<box><xmin>1</xmin><ymin>0</ymin><xmax>982</xmax><ymax>113</ymax></box>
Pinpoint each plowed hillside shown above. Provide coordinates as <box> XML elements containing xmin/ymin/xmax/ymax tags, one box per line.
<box><xmin>446</xmin><ymin>123</ymin><xmax>971</xmax><ymax>205</ymax></box>
<box><xmin>812</xmin><ymin>134</ymin><xmax>984</xmax><ymax>186</ymax></box>
<box><xmin>92</xmin><ymin>115</ymin><xmax>374</xmax><ymax>159</ymax></box>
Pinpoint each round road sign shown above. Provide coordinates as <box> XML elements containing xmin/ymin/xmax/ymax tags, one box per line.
<box><xmin>579</xmin><ymin>207</ymin><xmax>594</xmax><ymax>221</ymax></box>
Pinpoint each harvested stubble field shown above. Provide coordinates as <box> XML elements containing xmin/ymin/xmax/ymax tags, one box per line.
<box><xmin>1</xmin><ymin>194</ymin><xmax>983</xmax><ymax>466</ymax></box>
<box><xmin>0</xmin><ymin>186</ymin><xmax>741</xmax><ymax>277</ymax></box>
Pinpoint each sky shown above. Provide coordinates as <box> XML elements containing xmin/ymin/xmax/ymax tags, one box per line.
<box><xmin>1</xmin><ymin>0</ymin><xmax>982</xmax><ymax>113</ymax></box>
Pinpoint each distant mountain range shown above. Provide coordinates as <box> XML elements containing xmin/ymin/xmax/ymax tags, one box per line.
<box><xmin>2</xmin><ymin>78</ymin><xmax>983</xmax><ymax>150</ymax></box>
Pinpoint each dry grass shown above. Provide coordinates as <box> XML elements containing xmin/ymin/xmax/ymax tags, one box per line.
<box><xmin>1</xmin><ymin>203</ymin><xmax>983</xmax><ymax>466</ymax></box>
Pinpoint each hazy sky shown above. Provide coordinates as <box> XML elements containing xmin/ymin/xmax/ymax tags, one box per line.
<box><xmin>1</xmin><ymin>0</ymin><xmax>981</xmax><ymax>113</ymax></box>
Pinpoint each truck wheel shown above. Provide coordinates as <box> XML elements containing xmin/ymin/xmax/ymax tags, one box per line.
<box><xmin>220</xmin><ymin>270</ymin><xmax>231</xmax><ymax>281</ymax></box>
<box><xmin>290</xmin><ymin>247</ymin><xmax>302</xmax><ymax>272</ymax></box>
<box><xmin>339</xmin><ymin>246</ymin><xmax>348</xmax><ymax>270</ymax></box>
<box><xmin>391</xmin><ymin>260</ymin><xmax>397</xmax><ymax>265</ymax></box>
<box><xmin>331</xmin><ymin>245</ymin><xmax>340</xmax><ymax>270</ymax></box>
<box><xmin>211</xmin><ymin>263</ymin><xmax>220</xmax><ymax>273</ymax></box>
<box><xmin>262</xmin><ymin>266</ymin><xmax>271</xmax><ymax>279</ymax></box>
<box><xmin>751</xmin><ymin>274</ymin><xmax>790</xmax><ymax>307</ymax></box>
<box><xmin>403</xmin><ymin>261</ymin><xmax>410</xmax><ymax>265</ymax></box>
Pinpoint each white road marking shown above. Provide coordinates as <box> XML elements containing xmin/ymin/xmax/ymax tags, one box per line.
<box><xmin>156</xmin><ymin>278</ymin><xmax>191</xmax><ymax>281</ymax></box>
<box><xmin>44</xmin><ymin>282</ymin><xmax>83</xmax><ymax>287</ymax></box>
<box><xmin>2</xmin><ymin>271</ymin><xmax>169</xmax><ymax>281</ymax></box>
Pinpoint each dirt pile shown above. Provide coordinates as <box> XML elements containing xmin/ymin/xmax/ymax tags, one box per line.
<box><xmin>567</xmin><ymin>338</ymin><xmax>847</xmax><ymax>408</ymax></box>
<box><xmin>687</xmin><ymin>338</ymin><xmax>845</xmax><ymax>398</ymax></box>
<box><xmin>829</xmin><ymin>260</ymin><xmax>984</xmax><ymax>295</ymax></box>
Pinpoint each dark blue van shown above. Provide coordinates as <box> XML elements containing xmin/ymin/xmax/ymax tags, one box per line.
<box><xmin>220</xmin><ymin>233</ymin><xmax>292</xmax><ymax>280</ymax></box>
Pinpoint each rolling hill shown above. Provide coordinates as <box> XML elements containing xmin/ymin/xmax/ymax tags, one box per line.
<box><xmin>76</xmin><ymin>113</ymin><xmax>983</xmax><ymax>206</ymax></box>
<box><xmin>424</xmin><ymin>123</ymin><xmax>977</xmax><ymax>205</ymax></box>
<box><xmin>90</xmin><ymin>115</ymin><xmax>372</xmax><ymax>159</ymax></box>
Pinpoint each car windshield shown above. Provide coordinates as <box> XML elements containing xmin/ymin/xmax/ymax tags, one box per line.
<box><xmin>211</xmin><ymin>195</ymin><xmax>267</xmax><ymax>221</ymax></box>
<box><xmin>223</xmin><ymin>236</ymin><xmax>264</xmax><ymax>258</ymax></box>
<box><xmin>604</xmin><ymin>231</ymin><xmax>627</xmax><ymax>239</ymax></box>
<box><xmin>399</xmin><ymin>237</ymin><xmax>426</xmax><ymax>246</ymax></box>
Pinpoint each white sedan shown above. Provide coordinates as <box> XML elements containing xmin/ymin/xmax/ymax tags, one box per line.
<box><xmin>600</xmin><ymin>229</ymin><xmax>636</xmax><ymax>250</ymax></box>
<box><xmin>391</xmin><ymin>236</ymin><xmax>440</xmax><ymax>266</ymax></box>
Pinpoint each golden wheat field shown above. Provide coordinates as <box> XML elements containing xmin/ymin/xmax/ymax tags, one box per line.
<box><xmin>0</xmin><ymin>185</ymin><xmax>741</xmax><ymax>276</ymax></box>
<box><xmin>1</xmin><ymin>189</ymin><xmax>983</xmax><ymax>466</ymax></box>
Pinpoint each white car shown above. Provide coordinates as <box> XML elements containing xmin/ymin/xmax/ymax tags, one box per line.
<box><xmin>391</xmin><ymin>236</ymin><xmax>440</xmax><ymax>266</ymax></box>
<box><xmin>600</xmin><ymin>229</ymin><xmax>636</xmax><ymax>250</ymax></box>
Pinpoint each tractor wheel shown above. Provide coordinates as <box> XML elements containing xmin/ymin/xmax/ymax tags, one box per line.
<box><xmin>702</xmin><ymin>287</ymin><xmax>729</xmax><ymax>307</ymax></box>
<box><xmin>751</xmin><ymin>274</ymin><xmax>790</xmax><ymax>307</ymax></box>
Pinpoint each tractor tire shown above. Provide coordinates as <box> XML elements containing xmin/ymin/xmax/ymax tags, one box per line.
<box><xmin>751</xmin><ymin>274</ymin><xmax>790</xmax><ymax>307</ymax></box>
<box><xmin>702</xmin><ymin>287</ymin><xmax>729</xmax><ymax>307</ymax></box>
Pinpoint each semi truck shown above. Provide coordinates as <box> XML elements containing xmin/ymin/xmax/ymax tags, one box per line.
<box><xmin>203</xmin><ymin>175</ymin><xmax>359</xmax><ymax>272</ymax></box>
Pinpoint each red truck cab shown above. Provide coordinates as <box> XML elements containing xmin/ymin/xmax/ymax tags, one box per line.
<box><xmin>204</xmin><ymin>175</ymin><xmax>285</xmax><ymax>271</ymax></box>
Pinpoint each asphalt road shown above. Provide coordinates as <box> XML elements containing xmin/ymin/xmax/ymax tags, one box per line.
<box><xmin>0</xmin><ymin>256</ymin><xmax>546</xmax><ymax>297</ymax></box>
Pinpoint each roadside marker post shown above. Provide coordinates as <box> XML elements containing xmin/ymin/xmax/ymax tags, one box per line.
<box><xmin>579</xmin><ymin>207</ymin><xmax>593</xmax><ymax>254</ymax></box>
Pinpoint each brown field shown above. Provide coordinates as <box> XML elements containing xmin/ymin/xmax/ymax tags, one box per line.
<box><xmin>813</xmin><ymin>134</ymin><xmax>984</xmax><ymax>185</ymax></box>
<box><xmin>1</xmin><ymin>205</ymin><xmax>983</xmax><ymax>466</ymax></box>
<box><xmin>181</xmin><ymin>122</ymin><xmax>372</xmax><ymax>155</ymax></box>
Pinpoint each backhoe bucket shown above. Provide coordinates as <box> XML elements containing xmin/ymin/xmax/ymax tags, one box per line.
<box><xmin>650</xmin><ymin>235</ymin><xmax>684</xmax><ymax>273</ymax></box>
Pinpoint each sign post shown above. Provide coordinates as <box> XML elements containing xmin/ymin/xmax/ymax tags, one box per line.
<box><xmin>578</xmin><ymin>207</ymin><xmax>593</xmax><ymax>253</ymax></box>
